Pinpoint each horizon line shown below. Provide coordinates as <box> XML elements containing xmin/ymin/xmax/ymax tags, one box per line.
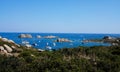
<box><xmin>0</xmin><ymin>31</ymin><xmax>120</xmax><ymax>34</ymax></box>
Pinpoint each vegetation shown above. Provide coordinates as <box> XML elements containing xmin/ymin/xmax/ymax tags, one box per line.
<box><xmin>0</xmin><ymin>46</ymin><xmax>120</xmax><ymax>72</ymax></box>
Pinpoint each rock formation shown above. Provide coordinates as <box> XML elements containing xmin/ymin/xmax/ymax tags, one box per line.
<box><xmin>0</xmin><ymin>36</ymin><xmax>44</xmax><ymax>57</ymax></box>
<box><xmin>18</xmin><ymin>34</ymin><xmax>32</xmax><ymax>38</ymax></box>
<box><xmin>44</xmin><ymin>35</ymin><xmax>57</xmax><ymax>39</ymax></box>
<box><xmin>36</xmin><ymin>35</ymin><xmax>41</xmax><ymax>38</ymax></box>
<box><xmin>4</xmin><ymin>44</ymin><xmax>13</xmax><ymax>53</ymax></box>
<box><xmin>0</xmin><ymin>37</ymin><xmax>22</xmax><ymax>56</ymax></box>
<box><xmin>56</xmin><ymin>38</ymin><xmax>72</xmax><ymax>42</ymax></box>
<box><xmin>103</xmin><ymin>36</ymin><xmax>113</xmax><ymax>40</ymax></box>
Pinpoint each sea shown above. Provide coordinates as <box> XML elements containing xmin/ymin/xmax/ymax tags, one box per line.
<box><xmin>0</xmin><ymin>33</ymin><xmax>120</xmax><ymax>50</ymax></box>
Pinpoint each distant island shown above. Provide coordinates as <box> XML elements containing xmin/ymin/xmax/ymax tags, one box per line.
<box><xmin>83</xmin><ymin>36</ymin><xmax>120</xmax><ymax>46</ymax></box>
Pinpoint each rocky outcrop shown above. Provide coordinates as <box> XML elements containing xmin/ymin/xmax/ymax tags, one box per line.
<box><xmin>102</xmin><ymin>36</ymin><xmax>117</xmax><ymax>43</ymax></box>
<box><xmin>0</xmin><ymin>38</ymin><xmax>15</xmax><ymax>43</ymax></box>
<box><xmin>44</xmin><ymin>35</ymin><xmax>57</xmax><ymax>39</ymax></box>
<box><xmin>38</xmin><ymin>49</ymin><xmax>45</xmax><ymax>52</ymax></box>
<box><xmin>0</xmin><ymin>37</ymin><xmax>22</xmax><ymax>56</ymax></box>
<box><xmin>56</xmin><ymin>38</ymin><xmax>72</xmax><ymax>42</ymax></box>
<box><xmin>4</xmin><ymin>44</ymin><xmax>13</xmax><ymax>53</ymax></box>
<box><xmin>1</xmin><ymin>38</ymin><xmax>8</xmax><ymax>42</ymax></box>
<box><xmin>83</xmin><ymin>36</ymin><xmax>120</xmax><ymax>46</ymax></box>
<box><xmin>18</xmin><ymin>34</ymin><xmax>26</xmax><ymax>38</ymax></box>
<box><xmin>0</xmin><ymin>46</ymin><xmax>4</xmax><ymax>51</ymax></box>
<box><xmin>0</xmin><ymin>46</ymin><xmax>11</xmax><ymax>56</ymax></box>
<box><xmin>25</xmin><ymin>44</ymin><xmax>32</xmax><ymax>48</ymax></box>
<box><xmin>36</xmin><ymin>35</ymin><xmax>41</xmax><ymax>38</ymax></box>
<box><xmin>8</xmin><ymin>40</ymin><xmax>15</xmax><ymax>43</ymax></box>
<box><xmin>103</xmin><ymin>36</ymin><xmax>113</xmax><ymax>40</ymax></box>
<box><xmin>0</xmin><ymin>36</ymin><xmax>44</xmax><ymax>57</ymax></box>
<box><xmin>0</xmin><ymin>46</ymin><xmax>8</xmax><ymax>55</ymax></box>
<box><xmin>18</xmin><ymin>34</ymin><xmax>32</xmax><ymax>38</ymax></box>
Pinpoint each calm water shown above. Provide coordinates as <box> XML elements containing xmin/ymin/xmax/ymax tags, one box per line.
<box><xmin>0</xmin><ymin>33</ymin><xmax>120</xmax><ymax>50</ymax></box>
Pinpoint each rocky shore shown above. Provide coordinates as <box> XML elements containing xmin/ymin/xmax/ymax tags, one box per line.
<box><xmin>56</xmin><ymin>38</ymin><xmax>72</xmax><ymax>42</ymax></box>
<box><xmin>83</xmin><ymin>36</ymin><xmax>120</xmax><ymax>46</ymax></box>
<box><xmin>0</xmin><ymin>37</ymin><xmax>22</xmax><ymax>56</ymax></box>
<box><xmin>0</xmin><ymin>36</ymin><xmax>43</xmax><ymax>57</ymax></box>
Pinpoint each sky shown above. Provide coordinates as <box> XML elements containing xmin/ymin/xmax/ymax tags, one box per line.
<box><xmin>0</xmin><ymin>0</ymin><xmax>120</xmax><ymax>33</ymax></box>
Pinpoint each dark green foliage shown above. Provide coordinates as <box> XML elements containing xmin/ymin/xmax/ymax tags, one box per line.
<box><xmin>0</xmin><ymin>46</ymin><xmax>120</xmax><ymax>72</ymax></box>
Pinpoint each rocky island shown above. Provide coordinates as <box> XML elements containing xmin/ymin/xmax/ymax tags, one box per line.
<box><xmin>83</xmin><ymin>36</ymin><xmax>120</xmax><ymax>46</ymax></box>
<box><xmin>18</xmin><ymin>34</ymin><xmax>33</xmax><ymax>38</ymax></box>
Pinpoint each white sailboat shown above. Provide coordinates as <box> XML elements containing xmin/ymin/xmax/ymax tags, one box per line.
<box><xmin>53</xmin><ymin>42</ymin><xmax>56</xmax><ymax>46</ymax></box>
<box><xmin>46</xmin><ymin>46</ymin><xmax>52</xmax><ymax>50</ymax></box>
<box><xmin>46</xmin><ymin>42</ymin><xmax>49</xmax><ymax>46</ymax></box>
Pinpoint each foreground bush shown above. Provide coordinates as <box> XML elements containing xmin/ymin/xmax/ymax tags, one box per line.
<box><xmin>0</xmin><ymin>46</ymin><xmax>120</xmax><ymax>72</ymax></box>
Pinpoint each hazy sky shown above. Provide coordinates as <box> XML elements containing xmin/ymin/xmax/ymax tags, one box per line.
<box><xmin>0</xmin><ymin>0</ymin><xmax>120</xmax><ymax>33</ymax></box>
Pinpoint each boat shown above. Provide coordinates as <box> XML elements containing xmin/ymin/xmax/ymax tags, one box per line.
<box><xmin>53</xmin><ymin>42</ymin><xmax>56</xmax><ymax>46</ymax></box>
<box><xmin>32</xmin><ymin>43</ymin><xmax>38</xmax><ymax>46</ymax></box>
<box><xmin>22</xmin><ymin>41</ymin><xmax>29</xmax><ymax>44</ymax></box>
<box><xmin>46</xmin><ymin>42</ymin><xmax>49</xmax><ymax>46</ymax></box>
<box><xmin>46</xmin><ymin>46</ymin><xmax>52</xmax><ymax>50</ymax></box>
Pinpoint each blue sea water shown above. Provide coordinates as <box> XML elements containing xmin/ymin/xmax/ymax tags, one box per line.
<box><xmin>0</xmin><ymin>33</ymin><xmax>120</xmax><ymax>50</ymax></box>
